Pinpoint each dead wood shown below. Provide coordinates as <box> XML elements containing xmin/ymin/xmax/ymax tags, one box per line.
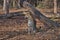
<box><xmin>0</xmin><ymin>12</ymin><xmax>25</xmax><ymax>19</ymax></box>
<box><xmin>23</xmin><ymin>1</ymin><xmax>60</xmax><ymax>27</ymax></box>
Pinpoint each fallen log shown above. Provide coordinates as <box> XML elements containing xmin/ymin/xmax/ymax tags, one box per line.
<box><xmin>0</xmin><ymin>12</ymin><xmax>25</xmax><ymax>19</ymax></box>
<box><xmin>23</xmin><ymin>1</ymin><xmax>60</xmax><ymax>27</ymax></box>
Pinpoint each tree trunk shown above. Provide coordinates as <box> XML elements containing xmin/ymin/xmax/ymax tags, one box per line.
<box><xmin>18</xmin><ymin>0</ymin><xmax>21</xmax><ymax>7</ymax></box>
<box><xmin>13</xmin><ymin>0</ymin><xmax>16</xmax><ymax>8</ymax></box>
<box><xmin>54</xmin><ymin>0</ymin><xmax>57</xmax><ymax>14</ymax></box>
<box><xmin>23</xmin><ymin>1</ymin><xmax>60</xmax><ymax>27</ymax></box>
<box><xmin>3</xmin><ymin>0</ymin><xmax>9</xmax><ymax>14</ymax></box>
<box><xmin>17</xmin><ymin>0</ymin><xmax>21</xmax><ymax>8</ymax></box>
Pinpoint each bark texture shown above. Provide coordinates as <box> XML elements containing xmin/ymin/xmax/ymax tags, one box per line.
<box><xmin>23</xmin><ymin>1</ymin><xmax>60</xmax><ymax>27</ymax></box>
<box><xmin>3</xmin><ymin>0</ymin><xmax>9</xmax><ymax>14</ymax></box>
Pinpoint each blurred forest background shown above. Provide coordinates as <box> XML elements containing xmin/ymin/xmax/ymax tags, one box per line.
<box><xmin>0</xmin><ymin>0</ymin><xmax>60</xmax><ymax>14</ymax></box>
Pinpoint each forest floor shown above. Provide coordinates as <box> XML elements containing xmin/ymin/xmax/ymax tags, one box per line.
<box><xmin>0</xmin><ymin>8</ymin><xmax>60</xmax><ymax>40</ymax></box>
